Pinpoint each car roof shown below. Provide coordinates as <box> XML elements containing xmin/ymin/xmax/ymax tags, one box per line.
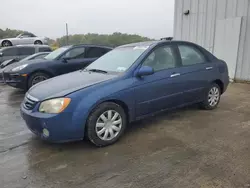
<box><xmin>0</xmin><ymin>45</ymin><xmax>50</xmax><ymax>50</ymax></box>
<box><xmin>70</xmin><ymin>44</ymin><xmax>113</xmax><ymax>49</ymax></box>
<box><xmin>118</xmin><ymin>39</ymin><xmax>207</xmax><ymax>48</ymax></box>
<box><xmin>117</xmin><ymin>39</ymin><xmax>178</xmax><ymax>48</ymax></box>
<box><xmin>16</xmin><ymin>44</ymin><xmax>50</xmax><ymax>48</ymax></box>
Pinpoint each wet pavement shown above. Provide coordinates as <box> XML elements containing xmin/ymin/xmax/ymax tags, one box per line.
<box><xmin>1</xmin><ymin>83</ymin><xmax>250</xmax><ymax>188</ymax></box>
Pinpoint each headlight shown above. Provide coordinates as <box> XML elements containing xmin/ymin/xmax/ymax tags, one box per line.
<box><xmin>12</xmin><ymin>64</ymin><xmax>28</xmax><ymax>72</ymax></box>
<box><xmin>39</xmin><ymin>98</ymin><xmax>71</xmax><ymax>114</ymax></box>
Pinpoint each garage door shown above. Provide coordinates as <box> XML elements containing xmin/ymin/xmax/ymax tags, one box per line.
<box><xmin>213</xmin><ymin>17</ymin><xmax>242</xmax><ymax>80</ymax></box>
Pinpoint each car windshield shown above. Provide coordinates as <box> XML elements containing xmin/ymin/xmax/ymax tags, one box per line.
<box><xmin>44</xmin><ymin>47</ymin><xmax>69</xmax><ymax>60</ymax></box>
<box><xmin>86</xmin><ymin>46</ymin><xmax>148</xmax><ymax>73</ymax></box>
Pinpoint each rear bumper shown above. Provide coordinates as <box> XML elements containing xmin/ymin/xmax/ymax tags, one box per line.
<box><xmin>2</xmin><ymin>72</ymin><xmax>27</xmax><ymax>89</ymax></box>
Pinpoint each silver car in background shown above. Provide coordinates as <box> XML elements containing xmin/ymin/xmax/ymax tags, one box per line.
<box><xmin>0</xmin><ymin>32</ymin><xmax>48</xmax><ymax>47</ymax></box>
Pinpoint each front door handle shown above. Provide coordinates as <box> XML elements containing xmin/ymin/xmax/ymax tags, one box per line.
<box><xmin>206</xmin><ymin>67</ymin><xmax>213</xmax><ymax>70</ymax></box>
<box><xmin>170</xmin><ymin>73</ymin><xmax>180</xmax><ymax>78</ymax></box>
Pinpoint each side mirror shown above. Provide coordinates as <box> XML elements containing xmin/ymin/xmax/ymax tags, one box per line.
<box><xmin>0</xmin><ymin>52</ymin><xmax>3</xmax><ymax>57</ymax></box>
<box><xmin>136</xmin><ymin>66</ymin><xmax>154</xmax><ymax>77</ymax></box>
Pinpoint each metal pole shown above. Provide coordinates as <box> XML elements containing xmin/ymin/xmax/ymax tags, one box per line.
<box><xmin>66</xmin><ymin>23</ymin><xmax>69</xmax><ymax>45</ymax></box>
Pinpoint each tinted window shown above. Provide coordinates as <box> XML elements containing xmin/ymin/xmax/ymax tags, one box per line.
<box><xmin>39</xmin><ymin>47</ymin><xmax>52</xmax><ymax>52</ymax></box>
<box><xmin>178</xmin><ymin>45</ymin><xmax>205</xmax><ymax>66</ymax></box>
<box><xmin>19</xmin><ymin>47</ymin><xmax>35</xmax><ymax>55</ymax></box>
<box><xmin>3</xmin><ymin>48</ymin><xmax>18</xmax><ymax>56</ymax></box>
<box><xmin>85</xmin><ymin>47</ymin><xmax>110</xmax><ymax>58</ymax></box>
<box><xmin>143</xmin><ymin>45</ymin><xmax>177</xmax><ymax>71</ymax></box>
<box><xmin>63</xmin><ymin>47</ymin><xmax>85</xmax><ymax>59</ymax></box>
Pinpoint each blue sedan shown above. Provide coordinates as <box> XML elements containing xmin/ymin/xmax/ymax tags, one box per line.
<box><xmin>21</xmin><ymin>39</ymin><xmax>229</xmax><ymax>146</ymax></box>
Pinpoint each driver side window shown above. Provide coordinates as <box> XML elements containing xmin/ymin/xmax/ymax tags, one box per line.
<box><xmin>62</xmin><ymin>47</ymin><xmax>85</xmax><ymax>59</ymax></box>
<box><xmin>143</xmin><ymin>45</ymin><xmax>177</xmax><ymax>72</ymax></box>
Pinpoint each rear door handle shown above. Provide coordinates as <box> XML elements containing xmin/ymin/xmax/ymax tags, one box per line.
<box><xmin>170</xmin><ymin>73</ymin><xmax>180</xmax><ymax>78</ymax></box>
<box><xmin>206</xmin><ymin>67</ymin><xmax>213</xmax><ymax>70</ymax></box>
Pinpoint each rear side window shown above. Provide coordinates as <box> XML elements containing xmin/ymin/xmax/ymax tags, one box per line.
<box><xmin>85</xmin><ymin>47</ymin><xmax>110</xmax><ymax>58</ymax></box>
<box><xmin>178</xmin><ymin>45</ymin><xmax>205</xmax><ymax>66</ymax></box>
<box><xmin>19</xmin><ymin>47</ymin><xmax>35</xmax><ymax>55</ymax></box>
<box><xmin>39</xmin><ymin>47</ymin><xmax>52</xmax><ymax>52</ymax></box>
<box><xmin>3</xmin><ymin>48</ymin><xmax>18</xmax><ymax>56</ymax></box>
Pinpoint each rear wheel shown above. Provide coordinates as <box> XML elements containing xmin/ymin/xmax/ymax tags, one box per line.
<box><xmin>200</xmin><ymin>83</ymin><xmax>221</xmax><ymax>110</ymax></box>
<box><xmin>86</xmin><ymin>102</ymin><xmax>127</xmax><ymax>147</ymax></box>
<box><xmin>28</xmin><ymin>72</ymin><xmax>50</xmax><ymax>89</ymax></box>
<box><xmin>1</xmin><ymin>40</ymin><xmax>12</xmax><ymax>47</ymax></box>
<box><xmin>34</xmin><ymin>40</ymin><xmax>43</xmax><ymax>45</ymax></box>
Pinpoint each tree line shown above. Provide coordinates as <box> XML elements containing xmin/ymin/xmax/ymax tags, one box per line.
<box><xmin>0</xmin><ymin>28</ymin><xmax>152</xmax><ymax>48</ymax></box>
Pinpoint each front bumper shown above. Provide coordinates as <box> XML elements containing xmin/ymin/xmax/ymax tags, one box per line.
<box><xmin>20</xmin><ymin>102</ymin><xmax>85</xmax><ymax>142</ymax></box>
<box><xmin>2</xmin><ymin>71</ymin><xmax>27</xmax><ymax>89</ymax></box>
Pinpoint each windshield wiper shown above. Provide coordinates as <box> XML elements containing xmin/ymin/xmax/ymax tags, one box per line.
<box><xmin>87</xmin><ymin>69</ymin><xmax>108</xmax><ymax>74</ymax></box>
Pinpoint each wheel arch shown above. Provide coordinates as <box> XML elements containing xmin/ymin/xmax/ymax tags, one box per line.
<box><xmin>27</xmin><ymin>69</ymin><xmax>54</xmax><ymax>88</ymax></box>
<box><xmin>1</xmin><ymin>40</ymin><xmax>12</xmax><ymax>46</ymax></box>
<box><xmin>90</xmin><ymin>99</ymin><xmax>130</xmax><ymax>123</ymax></box>
<box><xmin>34</xmin><ymin>40</ymin><xmax>43</xmax><ymax>44</ymax></box>
<box><xmin>212</xmin><ymin>79</ymin><xmax>224</xmax><ymax>94</ymax></box>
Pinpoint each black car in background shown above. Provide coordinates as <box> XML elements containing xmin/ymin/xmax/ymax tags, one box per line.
<box><xmin>0</xmin><ymin>45</ymin><xmax>52</xmax><ymax>64</ymax></box>
<box><xmin>2</xmin><ymin>44</ymin><xmax>112</xmax><ymax>90</ymax></box>
<box><xmin>0</xmin><ymin>52</ymin><xmax>50</xmax><ymax>69</ymax></box>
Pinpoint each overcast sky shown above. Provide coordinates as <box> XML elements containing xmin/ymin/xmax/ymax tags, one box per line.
<box><xmin>0</xmin><ymin>0</ymin><xmax>175</xmax><ymax>39</ymax></box>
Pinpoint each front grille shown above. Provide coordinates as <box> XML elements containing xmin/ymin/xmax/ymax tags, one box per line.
<box><xmin>23</xmin><ymin>94</ymin><xmax>39</xmax><ymax>110</ymax></box>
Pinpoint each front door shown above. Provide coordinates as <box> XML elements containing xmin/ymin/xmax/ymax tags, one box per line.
<box><xmin>134</xmin><ymin>44</ymin><xmax>184</xmax><ymax>117</ymax></box>
<box><xmin>57</xmin><ymin>46</ymin><xmax>90</xmax><ymax>74</ymax></box>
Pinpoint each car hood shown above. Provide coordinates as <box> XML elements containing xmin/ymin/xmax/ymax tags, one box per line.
<box><xmin>3</xmin><ymin>59</ymin><xmax>52</xmax><ymax>72</ymax></box>
<box><xmin>28</xmin><ymin>71</ymin><xmax>118</xmax><ymax>100</ymax></box>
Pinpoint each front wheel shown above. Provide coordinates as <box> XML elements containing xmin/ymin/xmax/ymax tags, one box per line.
<box><xmin>86</xmin><ymin>102</ymin><xmax>127</xmax><ymax>147</ymax></box>
<box><xmin>200</xmin><ymin>83</ymin><xmax>221</xmax><ymax>110</ymax></box>
<box><xmin>28</xmin><ymin>72</ymin><xmax>50</xmax><ymax>89</ymax></box>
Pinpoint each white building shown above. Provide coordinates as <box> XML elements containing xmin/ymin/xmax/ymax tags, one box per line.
<box><xmin>174</xmin><ymin>0</ymin><xmax>250</xmax><ymax>81</ymax></box>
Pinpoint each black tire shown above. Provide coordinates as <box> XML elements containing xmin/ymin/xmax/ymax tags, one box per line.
<box><xmin>28</xmin><ymin>72</ymin><xmax>50</xmax><ymax>89</ymax></box>
<box><xmin>200</xmin><ymin>83</ymin><xmax>221</xmax><ymax>110</ymax></box>
<box><xmin>86</xmin><ymin>102</ymin><xmax>127</xmax><ymax>147</ymax></box>
<box><xmin>34</xmin><ymin>40</ymin><xmax>43</xmax><ymax>45</ymax></box>
<box><xmin>1</xmin><ymin>40</ymin><xmax>12</xmax><ymax>47</ymax></box>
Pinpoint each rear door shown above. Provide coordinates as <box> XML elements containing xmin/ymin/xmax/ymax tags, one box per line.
<box><xmin>176</xmin><ymin>43</ymin><xmax>216</xmax><ymax>104</ymax></box>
